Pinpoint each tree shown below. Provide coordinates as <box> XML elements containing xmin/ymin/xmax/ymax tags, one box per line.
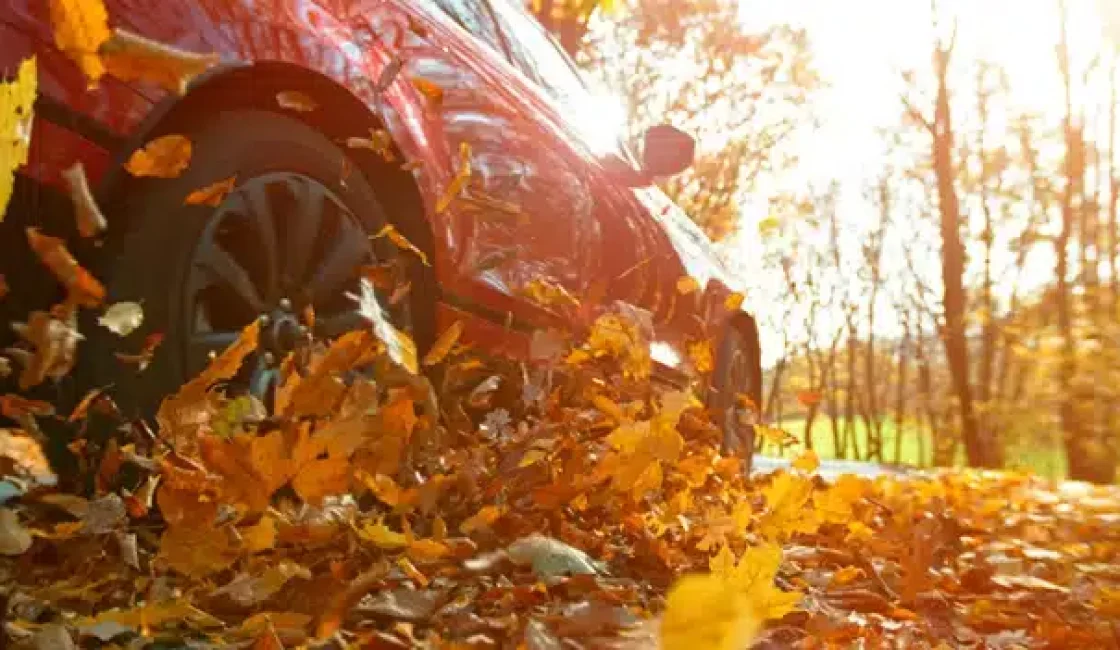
<box><xmin>579</xmin><ymin>0</ymin><xmax>817</xmax><ymax>241</ymax></box>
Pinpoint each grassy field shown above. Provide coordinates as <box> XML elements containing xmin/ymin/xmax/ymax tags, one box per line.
<box><xmin>773</xmin><ymin>417</ymin><xmax>1069</xmax><ymax>480</ymax></box>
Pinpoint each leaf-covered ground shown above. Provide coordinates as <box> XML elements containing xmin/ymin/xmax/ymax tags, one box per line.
<box><xmin>1</xmin><ymin>315</ymin><xmax>1119</xmax><ymax>650</ymax></box>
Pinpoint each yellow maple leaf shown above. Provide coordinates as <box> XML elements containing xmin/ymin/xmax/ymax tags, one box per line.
<box><xmin>710</xmin><ymin>543</ymin><xmax>802</xmax><ymax>621</ymax></box>
<box><xmin>757</xmin><ymin>472</ymin><xmax>820</xmax><ymax>541</ymax></box>
<box><xmin>814</xmin><ymin>473</ymin><xmax>866</xmax><ymax>524</ymax></box>
<box><xmin>1</xmin><ymin>57</ymin><xmax>37</xmax><ymax>220</ymax></box>
<box><xmin>660</xmin><ymin>573</ymin><xmax>759</xmax><ymax>650</ymax></box>
<box><xmin>49</xmin><ymin>0</ymin><xmax>111</xmax><ymax>85</ymax></box>
<box><xmin>585</xmin><ymin>313</ymin><xmax>651</xmax><ymax>380</ymax></box>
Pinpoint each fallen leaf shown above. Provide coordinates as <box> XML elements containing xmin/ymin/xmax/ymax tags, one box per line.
<box><xmin>242</xmin><ymin>515</ymin><xmax>277</xmax><ymax>553</ymax></box>
<box><xmin>184</xmin><ymin>176</ymin><xmax>237</xmax><ymax>206</ymax></box>
<box><xmin>98</xmin><ymin>301</ymin><xmax>144</xmax><ymax>336</ymax></box>
<box><xmin>159</xmin><ymin>522</ymin><xmax>237</xmax><ymax>578</ymax></box>
<box><xmin>292</xmin><ymin>457</ymin><xmax>350</xmax><ymax>506</ymax></box>
<box><xmin>0</xmin><ymin>507</ymin><xmax>32</xmax><ymax>555</ymax></box>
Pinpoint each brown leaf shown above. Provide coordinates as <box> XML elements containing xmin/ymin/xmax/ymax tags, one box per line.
<box><xmin>62</xmin><ymin>162</ymin><xmax>107</xmax><ymax>237</ymax></box>
<box><xmin>422</xmin><ymin>321</ymin><xmax>463</xmax><ymax>367</ymax></box>
<box><xmin>25</xmin><ymin>229</ymin><xmax>105</xmax><ymax>307</ymax></box>
<box><xmin>159</xmin><ymin>522</ymin><xmax>238</xmax><ymax>578</ymax></box>
<box><xmin>291</xmin><ymin>457</ymin><xmax>350</xmax><ymax>506</ymax></box>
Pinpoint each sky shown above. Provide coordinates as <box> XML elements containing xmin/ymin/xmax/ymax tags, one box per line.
<box><xmin>723</xmin><ymin>0</ymin><xmax>1118</xmax><ymax>365</ymax></box>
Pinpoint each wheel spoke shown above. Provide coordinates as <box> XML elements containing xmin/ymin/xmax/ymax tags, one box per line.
<box><xmin>194</xmin><ymin>241</ymin><xmax>266</xmax><ymax>313</ymax></box>
<box><xmin>228</xmin><ymin>181</ymin><xmax>280</xmax><ymax>303</ymax></box>
<box><xmin>307</xmin><ymin>219</ymin><xmax>371</xmax><ymax>305</ymax></box>
<box><xmin>283</xmin><ymin>178</ymin><xmax>327</xmax><ymax>289</ymax></box>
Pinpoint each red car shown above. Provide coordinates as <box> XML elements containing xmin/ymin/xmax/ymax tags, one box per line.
<box><xmin>1</xmin><ymin>0</ymin><xmax>760</xmax><ymax>458</ymax></box>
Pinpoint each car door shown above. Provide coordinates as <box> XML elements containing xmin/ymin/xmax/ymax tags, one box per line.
<box><xmin>379</xmin><ymin>0</ymin><xmax>604</xmax><ymax>328</ymax></box>
<box><xmin>482</xmin><ymin>0</ymin><xmax>660</xmax><ymax>319</ymax></box>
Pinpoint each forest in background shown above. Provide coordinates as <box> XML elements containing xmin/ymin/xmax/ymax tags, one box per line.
<box><xmin>533</xmin><ymin>0</ymin><xmax>1120</xmax><ymax>483</ymax></box>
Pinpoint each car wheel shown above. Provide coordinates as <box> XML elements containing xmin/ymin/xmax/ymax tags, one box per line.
<box><xmin>710</xmin><ymin>323</ymin><xmax>762</xmax><ymax>475</ymax></box>
<box><xmin>86</xmin><ymin>109</ymin><xmax>428</xmax><ymax>415</ymax></box>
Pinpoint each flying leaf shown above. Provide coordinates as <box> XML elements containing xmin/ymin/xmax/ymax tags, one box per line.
<box><xmin>360</xmin><ymin>521</ymin><xmax>409</xmax><ymax>550</ymax></box>
<box><xmin>676</xmin><ymin>276</ymin><xmax>700</xmax><ymax>295</ymax></box>
<box><xmin>0</xmin><ymin>57</ymin><xmax>36</xmax><ymax>221</ymax></box>
<box><xmin>26</xmin><ymin>228</ymin><xmax>105</xmax><ymax>307</ymax></box>
<box><xmin>757</xmin><ymin>215</ymin><xmax>780</xmax><ymax>235</ymax></box>
<box><xmin>459</xmin><ymin>505</ymin><xmax>505</xmax><ymax>535</ymax></box>
<box><xmin>422</xmin><ymin>320</ymin><xmax>463</xmax><ymax>367</ymax></box>
<box><xmin>97</xmin><ymin>301</ymin><xmax>144</xmax><ymax>336</ymax></box>
<box><xmin>373</xmin><ymin>224</ymin><xmax>430</xmax><ymax>266</ymax></box>
<box><xmin>124</xmin><ymin>134</ymin><xmax>192</xmax><ymax>178</ymax></box>
<box><xmin>49</xmin><ymin>0</ymin><xmax>110</xmax><ymax>84</ymax></box>
<box><xmin>184</xmin><ymin>176</ymin><xmax>236</xmax><ymax>207</ymax></box>
<box><xmin>12</xmin><ymin>310</ymin><xmax>84</xmax><ymax>390</ymax></box>
<box><xmin>724</xmin><ymin>292</ymin><xmax>745</xmax><ymax>311</ymax></box>
<box><xmin>346</xmin><ymin>129</ymin><xmax>395</xmax><ymax>161</ymax></box>
<box><xmin>709</xmin><ymin>543</ymin><xmax>802</xmax><ymax>621</ymax></box>
<box><xmin>660</xmin><ymin>574</ymin><xmax>758</xmax><ymax>650</ymax></box>
<box><xmin>436</xmin><ymin>142</ymin><xmax>471</xmax><ymax>214</ymax></box>
<box><xmin>62</xmin><ymin>163</ymin><xmax>107</xmax><ymax>237</ymax></box>
<box><xmin>276</xmin><ymin>90</ymin><xmax>317</xmax><ymax>112</ymax></box>
<box><xmin>407</xmin><ymin>538</ymin><xmax>450</xmax><ymax>562</ymax></box>
<box><xmin>796</xmin><ymin>390</ymin><xmax>822</xmax><ymax>407</ymax></box>
<box><xmin>100</xmin><ymin>28</ymin><xmax>220</xmax><ymax>95</ymax></box>
<box><xmin>348</xmin><ymin>278</ymin><xmax>419</xmax><ymax>374</ymax></box>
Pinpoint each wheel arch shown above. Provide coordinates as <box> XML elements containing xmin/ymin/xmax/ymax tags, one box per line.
<box><xmin>99</xmin><ymin>61</ymin><xmax>435</xmax><ymax>265</ymax></box>
<box><xmin>724</xmin><ymin>311</ymin><xmax>763</xmax><ymax>402</ymax></box>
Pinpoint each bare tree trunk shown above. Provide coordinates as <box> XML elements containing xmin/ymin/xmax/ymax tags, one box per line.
<box><xmin>844</xmin><ymin>315</ymin><xmax>861</xmax><ymax>460</ymax></box>
<box><xmin>927</xmin><ymin>16</ymin><xmax>1001</xmax><ymax>468</ymax></box>
<box><xmin>893</xmin><ymin>317</ymin><xmax>911</xmax><ymax>465</ymax></box>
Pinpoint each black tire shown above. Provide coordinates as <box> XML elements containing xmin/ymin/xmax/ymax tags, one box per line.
<box><xmin>84</xmin><ymin>110</ymin><xmax>430</xmax><ymax>415</ymax></box>
<box><xmin>710</xmin><ymin>322</ymin><xmax>762</xmax><ymax>475</ymax></box>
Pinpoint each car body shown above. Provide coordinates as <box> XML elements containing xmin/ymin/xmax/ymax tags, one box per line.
<box><xmin>0</xmin><ymin>0</ymin><xmax>758</xmax><ymax>396</ymax></box>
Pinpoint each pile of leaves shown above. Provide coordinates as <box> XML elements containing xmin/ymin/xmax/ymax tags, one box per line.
<box><xmin>0</xmin><ymin>313</ymin><xmax>1119</xmax><ymax>649</ymax></box>
<box><xmin>2</xmin><ymin>2</ymin><xmax>1120</xmax><ymax>649</ymax></box>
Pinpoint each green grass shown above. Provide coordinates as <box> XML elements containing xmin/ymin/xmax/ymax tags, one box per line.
<box><xmin>772</xmin><ymin>416</ymin><xmax>1069</xmax><ymax>480</ymax></box>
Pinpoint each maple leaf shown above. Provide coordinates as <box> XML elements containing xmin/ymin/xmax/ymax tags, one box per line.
<box><xmin>291</xmin><ymin>457</ymin><xmax>350</xmax><ymax>506</ymax></box>
<box><xmin>814</xmin><ymin>473</ymin><xmax>866</xmax><ymax>524</ymax></box>
<box><xmin>49</xmin><ymin>0</ymin><xmax>110</xmax><ymax>84</ymax></box>
<box><xmin>660</xmin><ymin>573</ymin><xmax>759</xmax><ymax>650</ymax></box>
<box><xmin>124</xmin><ymin>134</ymin><xmax>192</xmax><ymax>178</ymax></box>
<box><xmin>349</xmin><ymin>277</ymin><xmax>419</xmax><ymax>373</ymax></box>
<box><xmin>757</xmin><ymin>471</ymin><xmax>820</xmax><ymax>541</ymax></box>
<box><xmin>709</xmin><ymin>543</ymin><xmax>802</xmax><ymax>621</ymax></box>
<box><xmin>100</xmin><ymin>28</ymin><xmax>220</xmax><ymax>94</ymax></box>
<box><xmin>159</xmin><ymin>522</ymin><xmax>238</xmax><ymax>577</ymax></box>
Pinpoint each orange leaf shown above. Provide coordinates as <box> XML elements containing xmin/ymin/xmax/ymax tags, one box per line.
<box><xmin>25</xmin><ymin>228</ymin><xmax>105</xmax><ymax>307</ymax></box>
<box><xmin>406</xmin><ymin>538</ymin><xmax>450</xmax><ymax>562</ymax></box>
<box><xmin>725</xmin><ymin>292</ymin><xmax>745</xmax><ymax>311</ymax></box>
<box><xmin>276</xmin><ymin>90</ymin><xmax>317</xmax><ymax>112</ymax></box>
<box><xmin>159</xmin><ymin>522</ymin><xmax>237</xmax><ymax>578</ymax></box>
<box><xmin>124</xmin><ymin>134</ymin><xmax>192</xmax><ymax>178</ymax></box>
<box><xmin>796</xmin><ymin>390</ymin><xmax>822</xmax><ymax>407</ymax></box>
<box><xmin>100</xmin><ymin>28</ymin><xmax>219</xmax><ymax>95</ymax></box>
<box><xmin>687</xmin><ymin>339</ymin><xmax>714</xmax><ymax>374</ymax></box>
<box><xmin>409</xmin><ymin>76</ymin><xmax>444</xmax><ymax>104</ymax></box>
<box><xmin>49</xmin><ymin>0</ymin><xmax>110</xmax><ymax>84</ymax></box>
<box><xmin>459</xmin><ymin>505</ymin><xmax>505</xmax><ymax>535</ymax></box>
<box><xmin>185</xmin><ymin>176</ymin><xmax>236</xmax><ymax>207</ymax></box>
<box><xmin>373</xmin><ymin>224</ymin><xmax>430</xmax><ymax>266</ymax></box>
<box><xmin>791</xmin><ymin>449</ymin><xmax>820</xmax><ymax>474</ymax></box>
<box><xmin>292</xmin><ymin>457</ymin><xmax>350</xmax><ymax>506</ymax></box>
<box><xmin>241</xmin><ymin>515</ymin><xmax>278</xmax><ymax>553</ymax></box>
<box><xmin>436</xmin><ymin>142</ymin><xmax>471</xmax><ymax>214</ymax></box>
<box><xmin>676</xmin><ymin>276</ymin><xmax>700</xmax><ymax>295</ymax></box>
<box><xmin>422</xmin><ymin>321</ymin><xmax>463</xmax><ymax>367</ymax></box>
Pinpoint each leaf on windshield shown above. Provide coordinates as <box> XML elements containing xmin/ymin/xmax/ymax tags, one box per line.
<box><xmin>124</xmin><ymin>134</ymin><xmax>192</xmax><ymax>178</ymax></box>
<box><xmin>100</xmin><ymin>28</ymin><xmax>219</xmax><ymax>95</ymax></box>
<box><xmin>49</xmin><ymin>0</ymin><xmax>111</xmax><ymax>85</ymax></box>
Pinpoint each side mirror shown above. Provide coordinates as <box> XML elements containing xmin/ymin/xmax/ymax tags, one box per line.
<box><xmin>641</xmin><ymin>125</ymin><xmax>696</xmax><ymax>179</ymax></box>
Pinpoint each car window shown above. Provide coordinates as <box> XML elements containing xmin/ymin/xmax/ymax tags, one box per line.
<box><xmin>485</xmin><ymin>0</ymin><xmax>588</xmax><ymax>103</ymax></box>
<box><xmin>432</xmin><ymin>0</ymin><xmax>509</xmax><ymax>57</ymax></box>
